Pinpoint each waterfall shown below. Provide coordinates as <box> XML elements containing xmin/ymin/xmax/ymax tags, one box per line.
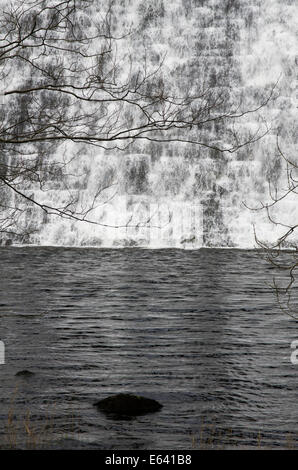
<box><xmin>1</xmin><ymin>0</ymin><xmax>297</xmax><ymax>249</ymax></box>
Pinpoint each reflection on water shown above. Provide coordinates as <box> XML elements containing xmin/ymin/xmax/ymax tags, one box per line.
<box><xmin>0</xmin><ymin>247</ymin><xmax>297</xmax><ymax>449</ymax></box>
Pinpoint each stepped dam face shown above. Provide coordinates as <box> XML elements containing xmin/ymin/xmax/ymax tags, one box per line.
<box><xmin>0</xmin><ymin>0</ymin><xmax>297</xmax><ymax>248</ymax></box>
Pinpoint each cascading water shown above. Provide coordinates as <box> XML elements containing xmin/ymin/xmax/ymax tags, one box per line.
<box><xmin>1</xmin><ymin>0</ymin><xmax>297</xmax><ymax>249</ymax></box>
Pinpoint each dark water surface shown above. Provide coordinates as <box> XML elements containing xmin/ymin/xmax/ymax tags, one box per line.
<box><xmin>0</xmin><ymin>247</ymin><xmax>297</xmax><ymax>449</ymax></box>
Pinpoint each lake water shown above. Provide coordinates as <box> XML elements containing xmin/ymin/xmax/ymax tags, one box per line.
<box><xmin>0</xmin><ymin>247</ymin><xmax>297</xmax><ymax>449</ymax></box>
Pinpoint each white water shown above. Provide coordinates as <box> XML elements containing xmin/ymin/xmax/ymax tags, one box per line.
<box><xmin>1</xmin><ymin>0</ymin><xmax>298</xmax><ymax>249</ymax></box>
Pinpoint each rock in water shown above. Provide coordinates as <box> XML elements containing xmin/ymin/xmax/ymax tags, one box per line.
<box><xmin>15</xmin><ymin>370</ymin><xmax>35</xmax><ymax>377</ymax></box>
<box><xmin>94</xmin><ymin>393</ymin><xmax>162</xmax><ymax>416</ymax></box>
